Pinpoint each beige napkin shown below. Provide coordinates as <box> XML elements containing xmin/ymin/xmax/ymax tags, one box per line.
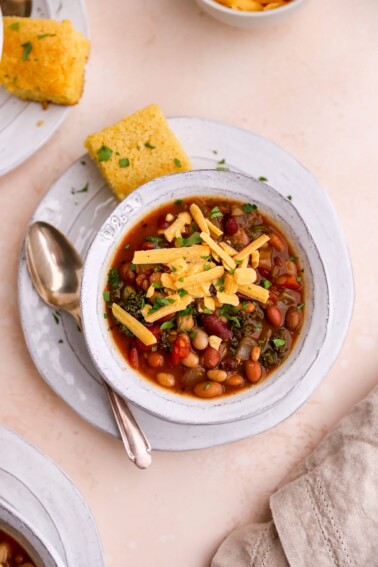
<box><xmin>212</xmin><ymin>386</ymin><xmax>378</xmax><ymax>566</ymax></box>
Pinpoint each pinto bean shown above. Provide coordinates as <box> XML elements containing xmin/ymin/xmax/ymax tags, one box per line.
<box><xmin>266</xmin><ymin>305</ymin><xmax>283</xmax><ymax>327</ymax></box>
<box><xmin>250</xmin><ymin>346</ymin><xmax>261</xmax><ymax>362</ymax></box>
<box><xmin>136</xmin><ymin>273</ymin><xmax>149</xmax><ymax>291</ymax></box>
<box><xmin>156</xmin><ymin>373</ymin><xmax>176</xmax><ymax>388</ymax></box>
<box><xmin>120</xmin><ymin>262</ymin><xmax>136</xmax><ymax>285</ymax></box>
<box><xmin>202</xmin><ymin>314</ymin><xmax>233</xmax><ymax>340</ymax></box>
<box><xmin>203</xmin><ymin>346</ymin><xmax>220</xmax><ymax>369</ymax></box>
<box><xmin>194</xmin><ymin>381</ymin><xmax>224</xmax><ymax>398</ymax></box>
<box><xmin>245</xmin><ymin>360</ymin><xmax>262</xmax><ymax>383</ymax></box>
<box><xmin>226</xmin><ymin>374</ymin><xmax>245</xmax><ymax>387</ymax></box>
<box><xmin>147</xmin><ymin>352</ymin><xmax>164</xmax><ymax>368</ymax></box>
<box><xmin>207</xmin><ymin>369</ymin><xmax>227</xmax><ymax>382</ymax></box>
<box><xmin>286</xmin><ymin>306</ymin><xmax>302</xmax><ymax>331</ymax></box>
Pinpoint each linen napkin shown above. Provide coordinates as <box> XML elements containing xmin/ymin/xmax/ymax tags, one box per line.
<box><xmin>212</xmin><ymin>386</ymin><xmax>378</xmax><ymax>566</ymax></box>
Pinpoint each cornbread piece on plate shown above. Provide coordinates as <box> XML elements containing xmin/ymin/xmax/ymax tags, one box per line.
<box><xmin>85</xmin><ymin>104</ymin><xmax>191</xmax><ymax>200</ymax></box>
<box><xmin>0</xmin><ymin>17</ymin><xmax>90</xmax><ymax>105</ymax></box>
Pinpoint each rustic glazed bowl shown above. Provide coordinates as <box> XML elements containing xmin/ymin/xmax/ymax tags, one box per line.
<box><xmin>81</xmin><ymin>170</ymin><xmax>329</xmax><ymax>426</ymax></box>
<box><xmin>195</xmin><ymin>0</ymin><xmax>310</xmax><ymax>29</ymax></box>
<box><xmin>0</xmin><ymin>497</ymin><xmax>65</xmax><ymax>567</ymax></box>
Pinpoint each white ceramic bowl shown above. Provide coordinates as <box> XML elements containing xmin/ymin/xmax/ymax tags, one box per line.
<box><xmin>195</xmin><ymin>0</ymin><xmax>309</xmax><ymax>28</ymax></box>
<box><xmin>0</xmin><ymin>497</ymin><xmax>65</xmax><ymax>567</ymax></box>
<box><xmin>81</xmin><ymin>170</ymin><xmax>329</xmax><ymax>426</ymax></box>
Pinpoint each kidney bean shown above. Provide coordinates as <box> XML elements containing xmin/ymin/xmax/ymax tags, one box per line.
<box><xmin>136</xmin><ymin>273</ymin><xmax>149</xmax><ymax>291</ymax></box>
<box><xmin>128</xmin><ymin>346</ymin><xmax>139</xmax><ymax>369</ymax></box>
<box><xmin>203</xmin><ymin>346</ymin><xmax>220</xmax><ymax>369</ymax></box>
<box><xmin>194</xmin><ymin>381</ymin><xmax>224</xmax><ymax>399</ymax></box>
<box><xmin>147</xmin><ymin>352</ymin><xmax>164</xmax><ymax>368</ymax></box>
<box><xmin>223</xmin><ymin>215</ymin><xmax>239</xmax><ymax>236</ymax></box>
<box><xmin>269</xmin><ymin>232</ymin><xmax>285</xmax><ymax>252</ymax></box>
<box><xmin>258</xmin><ymin>267</ymin><xmax>271</xmax><ymax>279</ymax></box>
<box><xmin>286</xmin><ymin>306</ymin><xmax>302</xmax><ymax>331</ymax></box>
<box><xmin>266</xmin><ymin>305</ymin><xmax>283</xmax><ymax>327</ymax></box>
<box><xmin>245</xmin><ymin>360</ymin><xmax>262</xmax><ymax>383</ymax></box>
<box><xmin>142</xmin><ymin>240</ymin><xmax>157</xmax><ymax>250</ymax></box>
<box><xmin>226</xmin><ymin>374</ymin><xmax>245</xmax><ymax>387</ymax></box>
<box><xmin>202</xmin><ymin>314</ymin><xmax>233</xmax><ymax>340</ymax></box>
<box><xmin>120</xmin><ymin>262</ymin><xmax>136</xmax><ymax>285</ymax></box>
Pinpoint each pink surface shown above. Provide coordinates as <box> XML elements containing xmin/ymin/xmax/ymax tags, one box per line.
<box><xmin>0</xmin><ymin>0</ymin><xmax>377</xmax><ymax>565</ymax></box>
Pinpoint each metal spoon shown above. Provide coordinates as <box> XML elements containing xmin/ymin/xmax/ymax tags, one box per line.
<box><xmin>25</xmin><ymin>221</ymin><xmax>152</xmax><ymax>469</ymax></box>
<box><xmin>0</xmin><ymin>0</ymin><xmax>32</xmax><ymax>17</ymax></box>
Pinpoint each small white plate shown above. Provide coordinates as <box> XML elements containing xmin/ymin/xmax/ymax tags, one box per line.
<box><xmin>18</xmin><ymin>117</ymin><xmax>354</xmax><ymax>451</ymax></box>
<box><xmin>0</xmin><ymin>0</ymin><xmax>88</xmax><ymax>176</ymax></box>
<box><xmin>0</xmin><ymin>425</ymin><xmax>103</xmax><ymax>566</ymax></box>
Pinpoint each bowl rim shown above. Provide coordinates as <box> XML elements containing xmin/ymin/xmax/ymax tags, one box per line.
<box><xmin>0</xmin><ymin>496</ymin><xmax>65</xmax><ymax>567</ymax></box>
<box><xmin>81</xmin><ymin>169</ymin><xmax>330</xmax><ymax>426</ymax></box>
<box><xmin>198</xmin><ymin>0</ymin><xmax>308</xmax><ymax>17</ymax></box>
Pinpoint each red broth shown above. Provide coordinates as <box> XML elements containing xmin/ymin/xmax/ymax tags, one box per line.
<box><xmin>104</xmin><ymin>198</ymin><xmax>305</xmax><ymax>399</ymax></box>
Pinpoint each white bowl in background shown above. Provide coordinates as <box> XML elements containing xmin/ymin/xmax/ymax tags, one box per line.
<box><xmin>0</xmin><ymin>497</ymin><xmax>65</xmax><ymax>567</ymax></box>
<box><xmin>81</xmin><ymin>169</ymin><xmax>329</xmax><ymax>426</ymax></box>
<box><xmin>195</xmin><ymin>0</ymin><xmax>310</xmax><ymax>28</ymax></box>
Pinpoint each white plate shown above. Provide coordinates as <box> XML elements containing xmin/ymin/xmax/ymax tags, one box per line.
<box><xmin>18</xmin><ymin>117</ymin><xmax>354</xmax><ymax>451</ymax></box>
<box><xmin>0</xmin><ymin>0</ymin><xmax>88</xmax><ymax>176</ymax></box>
<box><xmin>0</xmin><ymin>425</ymin><xmax>103</xmax><ymax>566</ymax></box>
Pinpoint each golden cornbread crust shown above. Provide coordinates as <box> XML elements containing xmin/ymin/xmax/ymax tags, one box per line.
<box><xmin>0</xmin><ymin>17</ymin><xmax>90</xmax><ymax>105</ymax></box>
<box><xmin>85</xmin><ymin>104</ymin><xmax>192</xmax><ymax>200</ymax></box>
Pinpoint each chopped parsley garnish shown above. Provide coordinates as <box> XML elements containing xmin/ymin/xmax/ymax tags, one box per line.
<box><xmin>262</xmin><ymin>279</ymin><xmax>272</xmax><ymax>289</ymax></box>
<box><xmin>124</xmin><ymin>244</ymin><xmax>130</xmax><ymax>249</ymax></box>
<box><xmin>152</xmin><ymin>282</ymin><xmax>162</xmax><ymax>288</ymax></box>
<box><xmin>97</xmin><ymin>145</ymin><xmax>113</xmax><ymax>162</ymax></box>
<box><xmin>151</xmin><ymin>346</ymin><xmax>157</xmax><ymax>352</ymax></box>
<box><xmin>215</xmin><ymin>278</ymin><xmax>225</xmax><ymax>287</ymax></box>
<box><xmin>37</xmin><ymin>33</ymin><xmax>57</xmax><ymax>39</ymax></box>
<box><xmin>203</xmin><ymin>264</ymin><xmax>211</xmax><ymax>271</ymax></box>
<box><xmin>144</xmin><ymin>141</ymin><xmax>156</xmax><ymax>150</ymax></box>
<box><xmin>160</xmin><ymin>320</ymin><xmax>175</xmax><ymax>330</ymax></box>
<box><xmin>258</xmin><ymin>176</ymin><xmax>268</xmax><ymax>182</ymax></box>
<box><xmin>108</xmin><ymin>267</ymin><xmax>120</xmax><ymax>289</ymax></box>
<box><xmin>103</xmin><ymin>313</ymin><xmax>109</xmax><ymax>319</ymax></box>
<box><xmin>180</xmin><ymin>307</ymin><xmax>193</xmax><ymax>316</ymax></box>
<box><xmin>21</xmin><ymin>42</ymin><xmax>32</xmax><ymax>61</ymax></box>
<box><xmin>296</xmin><ymin>276</ymin><xmax>302</xmax><ymax>282</ymax></box>
<box><xmin>218</xmin><ymin>286</ymin><xmax>225</xmax><ymax>292</ymax></box>
<box><xmin>272</xmin><ymin>338</ymin><xmax>286</xmax><ymax>348</ymax></box>
<box><xmin>119</xmin><ymin>158</ymin><xmax>130</xmax><ymax>168</ymax></box>
<box><xmin>242</xmin><ymin>301</ymin><xmax>249</xmax><ymax>310</ymax></box>
<box><xmin>175</xmin><ymin>199</ymin><xmax>183</xmax><ymax>205</ymax></box>
<box><xmin>178</xmin><ymin>288</ymin><xmax>188</xmax><ymax>297</ymax></box>
<box><xmin>210</xmin><ymin>206</ymin><xmax>223</xmax><ymax>219</ymax></box>
<box><xmin>288</xmin><ymin>256</ymin><xmax>298</xmax><ymax>261</ymax></box>
<box><xmin>130</xmin><ymin>263</ymin><xmax>136</xmax><ymax>271</ymax></box>
<box><xmin>243</xmin><ymin>203</ymin><xmax>258</xmax><ymax>213</ymax></box>
<box><xmin>204</xmin><ymin>383</ymin><xmax>211</xmax><ymax>391</ymax></box>
<box><xmin>296</xmin><ymin>303</ymin><xmax>305</xmax><ymax>311</ymax></box>
<box><xmin>201</xmin><ymin>255</ymin><xmax>213</xmax><ymax>261</ymax></box>
<box><xmin>148</xmin><ymin>296</ymin><xmax>175</xmax><ymax>315</ymax></box>
<box><xmin>178</xmin><ymin>277</ymin><xmax>184</xmax><ymax>282</ymax></box>
<box><xmin>203</xmin><ymin>309</ymin><xmax>213</xmax><ymax>314</ymax></box>
<box><xmin>216</xmin><ymin>166</ymin><xmax>230</xmax><ymax>172</ymax></box>
<box><xmin>145</xmin><ymin>236</ymin><xmax>163</xmax><ymax>243</ymax></box>
<box><xmin>9</xmin><ymin>22</ymin><xmax>20</xmax><ymax>30</ymax></box>
<box><xmin>226</xmin><ymin>315</ymin><xmax>241</xmax><ymax>328</ymax></box>
<box><xmin>217</xmin><ymin>158</ymin><xmax>226</xmax><ymax>165</ymax></box>
<box><xmin>177</xmin><ymin>232</ymin><xmax>202</xmax><ymax>247</ymax></box>
<box><xmin>174</xmin><ymin>158</ymin><xmax>182</xmax><ymax>167</ymax></box>
<box><xmin>103</xmin><ymin>291</ymin><xmax>110</xmax><ymax>302</ymax></box>
<box><xmin>189</xmin><ymin>332</ymin><xmax>197</xmax><ymax>339</ymax></box>
<box><xmin>287</xmin><ymin>195</ymin><xmax>293</xmax><ymax>201</ymax></box>
<box><xmin>71</xmin><ymin>182</ymin><xmax>89</xmax><ymax>195</ymax></box>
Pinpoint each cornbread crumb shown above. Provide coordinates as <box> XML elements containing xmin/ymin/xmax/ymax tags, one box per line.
<box><xmin>84</xmin><ymin>104</ymin><xmax>191</xmax><ymax>201</ymax></box>
<box><xmin>0</xmin><ymin>17</ymin><xmax>90</xmax><ymax>105</ymax></box>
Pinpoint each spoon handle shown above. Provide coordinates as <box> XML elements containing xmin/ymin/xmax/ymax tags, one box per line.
<box><xmin>72</xmin><ymin>309</ymin><xmax>152</xmax><ymax>469</ymax></box>
<box><xmin>103</xmin><ymin>383</ymin><xmax>152</xmax><ymax>469</ymax></box>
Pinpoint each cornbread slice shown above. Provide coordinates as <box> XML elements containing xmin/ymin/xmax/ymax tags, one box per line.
<box><xmin>84</xmin><ymin>104</ymin><xmax>191</xmax><ymax>200</ymax></box>
<box><xmin>0</xmin><ymin>17</ymin><xmax>90</xmax><ymax>105</ymax></box>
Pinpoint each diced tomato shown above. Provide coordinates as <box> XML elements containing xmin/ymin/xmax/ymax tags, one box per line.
<box><xmin>258</xmin><ymin>267</ymin><xmax>271</xmax><ymax>279</ymax></box>
<box><xmin>128</xmin><ymin>345</ymin><xmax>139</xmax><ymax>369</ymax></box>
<box><xmin>275</xmin><ymin>274</ymin><xmax>301</xmax><ymax>291</ymax></box>
<box><xmin>170</xmin><ymin>334</ymin><xmax>191</xmax><ymax>365</ymax></box>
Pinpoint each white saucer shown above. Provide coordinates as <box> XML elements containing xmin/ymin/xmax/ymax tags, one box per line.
<box><xmin>0</xmin><ymin>425</ymin><xmax>103</xmax><ymax>566</ymax></box>
<box><xmin>18</xmin><ymin>117</ymin><xmax>354</xmax><ymax>451</ymax></box>
<box><xmin>0</xmin><ymin>0</ymin><xmax>88</xmax><ymax>176</ymax></box>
